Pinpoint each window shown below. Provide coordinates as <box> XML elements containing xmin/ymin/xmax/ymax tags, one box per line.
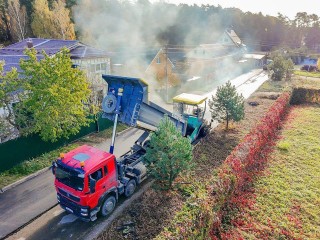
<box><xmin>96</xmin><ymin>63</ymin><xmax>101</xmax><ymax>71</ymax></box>
<box><xmin>104</xmin><ymin>166</ymin><xmax>108</xmax><ymax>176</ymax></box>
<box><xmin>101</xmin><ymin>63</ymin><xmax>107</xmax><ymax>71</ymax></box>
<box><xmin>90</xmin><ymin>64</ymin><xmax>95</xmax><ymax>73</ymax></box>
<box><xmin>90</xmin><ymin>168</ymin><xmax>103</xmax><ymax>181</ymax></box>
<box><xmin>156</xmin><ymin>57</ymin><xmax>161</xmax><ymax>64</ymax></box>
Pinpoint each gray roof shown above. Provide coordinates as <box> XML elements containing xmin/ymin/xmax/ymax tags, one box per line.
<box><xmin>167</xmin><ymin>48</ymin><xmax>187</xmax><ymax>64</ymax></box>
<box><xmin>225</xmin><ymin>29</ymin><xmax>242</xmax><ymax>47</ymax></box>
<box><xmin>0</xmin><ymin>38</ymin><xmax>109</xmax><ymax>73</ymax></box>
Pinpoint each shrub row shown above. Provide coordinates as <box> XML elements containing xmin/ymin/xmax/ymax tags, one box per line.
<box><xmin>290</xmin><ymin>87</ymin><xmax>320</xmax><ymax>104</ymax></box>
<box><xmin>155</xmin><ymin>92</ymin><xmax>291</xmax><ymax>240</ymax></box>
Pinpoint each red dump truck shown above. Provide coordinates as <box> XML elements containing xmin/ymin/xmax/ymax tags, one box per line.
<box><xmin>52</xmin><ymin>75</ymin><xmax>207</xmax><ymax>221</ymax></box>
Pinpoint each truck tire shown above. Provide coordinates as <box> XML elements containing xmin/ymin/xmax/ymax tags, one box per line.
<box><xmin>124</xmin><ymin>179</ymin><xmax>136</xmax><ymax>197</ymax></box>
<box><xmin>100</xmin><ymin>195</ymin><xmax>116</xmax><ymax>217</ymax></box>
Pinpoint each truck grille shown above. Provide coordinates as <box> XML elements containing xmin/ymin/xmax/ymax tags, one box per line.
<box><xmin>58</xmin><ymin>188</ymin><xmax>80</xmax><ymax>203</ymax></box>
<box><xmin>59</xmin><ymin>194</ymin><xmax>80</xmax><ymax>211</ymax></box>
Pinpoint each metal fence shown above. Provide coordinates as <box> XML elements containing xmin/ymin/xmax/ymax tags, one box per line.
<box><xmin>0</xmin><ymin>116</ymin><xmax>113</xmax><ymax>173</ymax></box>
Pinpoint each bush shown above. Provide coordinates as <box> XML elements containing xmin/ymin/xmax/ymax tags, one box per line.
<box><xmin>291</xmin><ymin>87</ymin><xmax>320</xmax><ymax>104</ymax></box>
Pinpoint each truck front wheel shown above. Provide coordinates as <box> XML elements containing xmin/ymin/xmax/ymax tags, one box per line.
<box><xmin>124</xmin><ymin>179</ymin><xmax>136</xmax><ymax>197</ymax></box>
<box><xmin>100</xmin><ymin>195</ymin><xmax>116</xmax><ymax>217</ymax></box>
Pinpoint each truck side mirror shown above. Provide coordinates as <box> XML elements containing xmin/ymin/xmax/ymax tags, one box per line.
<box><xmin>51</xmin><ymin>161</ymin><xmax>56</xmax><ymax>175</ymax></box>
<box><xmin>89</xmin><ymin>177</ymin><xmax>96</xmax><ymax>193</ymax></box>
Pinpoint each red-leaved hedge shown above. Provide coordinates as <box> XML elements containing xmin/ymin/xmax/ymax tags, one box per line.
<box><xmin>210</xmin><ymin>92</ymin><xmax>291</xmax><ymax>239</ymax></box>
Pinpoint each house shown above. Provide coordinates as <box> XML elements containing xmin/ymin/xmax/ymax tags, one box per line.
<box><xmin>219</xmin><ymin>28</ymin><xmax>245</xmax><ymax>48</ymax></box>
<box><xmin>144</xmin><ymin>29</ymin><xmax>247</xmax><ymax>97</ymax></box>
<box><xmin>240</xmin><ymin>53</ymin><xmax>267</xmax><ymax>69</ymax></box>
<box><xmin>185</xmin><ymin>29</ymin><xmax>246</xmax><ymax>82</ymax></box>
<box><xmin>0</xmin><ymin>38</ymin><xmax>111</xmax><ymax>96</ymax></box>
<box><xmin>0</xmin><ymin>38</ymin><xmax>111</xmax><ymax>142</ymax></box>
<box><xmin>145</xmin><ymin>47</ymin><xmax>188</xmax><ymax>89</ymax></box>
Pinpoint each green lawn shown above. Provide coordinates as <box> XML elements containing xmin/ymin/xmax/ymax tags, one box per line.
<box><xmin>257</xmin><ymin>79</ymin><xmax>289</xmax><ymax>92</ymax></box>
<box><xmin>236</xmin><ymin>105</ymin><xmax>320</xmax><ymax>239</ymax></box>
<box><xmin>294</xmin><ymin>70</ymin><xmax>320</xmax><ymax>78</ymax></box>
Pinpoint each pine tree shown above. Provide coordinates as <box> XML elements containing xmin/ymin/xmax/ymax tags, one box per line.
<box><xmin>209</xmin><ymin>81</ymin><xmax>244</xmax><ymax>130</ymax></box>
<box><xmin>144</xmin><ymin>116</ymin><xmax>193</xmax><ymax>190</ymax></box>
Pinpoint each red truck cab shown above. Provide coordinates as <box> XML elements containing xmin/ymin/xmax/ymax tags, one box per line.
<box><xmin>52</xmin><ymin>145</ymin><xmax>119</xmax><ymax>221</ymax></box>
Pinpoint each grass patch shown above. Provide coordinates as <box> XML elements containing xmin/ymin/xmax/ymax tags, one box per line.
<box><xmin>276</xmin><ymin>140</ymin><xmax>290</xmax><ymax>151</ymax></box>
<box><xmin>257</xmin><ymin>79</ymin><xmax>288</xmax><ymax>92</ymax></box>
<box><xmin>0</xmin><ymin>125</ymin><xmax>128</xmax><ymax>189</ymax></box>
<box><xmin>232</xmin><ymin>105</ymin><xmax>320</xmax><ymax>239</ymax></box>
<box><xmin>292</xmin><ymin>76</ymin><xmax>320</xmax><ymax>89</ymax></box>
<box><xmin>294</xmin><ymin>70</ymin><xmax>320</xmax><ymax>78</ymax></box>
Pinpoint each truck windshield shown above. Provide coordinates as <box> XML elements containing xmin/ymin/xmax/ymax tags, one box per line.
<box><xmin>55</xmin><ymin>167</ymin><xmax>84</xmax><ymax>191</ymax></box>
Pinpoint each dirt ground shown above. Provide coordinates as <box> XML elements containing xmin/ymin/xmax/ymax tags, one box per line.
<box><xmin>96</xmin><ymin>81</ymin><xmax>282</xmax><ymax>240</ymax></box>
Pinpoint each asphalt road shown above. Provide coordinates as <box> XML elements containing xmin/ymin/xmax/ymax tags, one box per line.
<box><xmin>0</xmin><ymin>128</ymin><xmax>145</xmax><ymax>239</ymax></box>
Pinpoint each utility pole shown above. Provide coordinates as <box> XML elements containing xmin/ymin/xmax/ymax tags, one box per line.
<box><xmin>165</xmin><ymin>44</ymin><xmax>168</xmax><ymax>103</ymax></box>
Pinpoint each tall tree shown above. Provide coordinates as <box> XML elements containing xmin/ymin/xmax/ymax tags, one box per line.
<box><xmin>0</xmin><ymin>0</ymin><xmax>12</xmax><ymax>43</ymax></box>
<box><xmin>31</xmin><ymin>0</ymin><xmax>54</xmax><ymax>38</ymax></box>
<box><xmin>144</xmin><ymin>115</ymin><xmax>193</xmax><ymax>190</ymax></box>
<box><xmin>209</xmin><ymin>81</ymin><xmax>244</xmax><ymax>130</ymax></box>
<box><xmin>19</xmin><ymin>48</ymin><xmax>91</xmax><ymax>142</ymax></box>
<box><xmin>8</xmin><ymin>0</ymin><xmax>28</xmax><ymax>41</ymax></box>
<box><xmin>51</xmin><ymin>0</ymin><xmax>75</xmax><ymax>40</ymax></box>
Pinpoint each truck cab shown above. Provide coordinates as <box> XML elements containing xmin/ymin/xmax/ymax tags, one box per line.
<box><xmin>52</xmin><ymin>145</ymin><xmax>119</xmax><ymax>221</ymax></box>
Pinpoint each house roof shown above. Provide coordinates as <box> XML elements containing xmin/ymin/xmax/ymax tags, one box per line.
<box><xmin>0</xmin><ymin>38</ymin><xmax>78</xmax><ymax>56</ymax></box>
<box><xmin>0</xmin><ymin>38</ymin><xmax>109</xmax><ymax>73</ymax></box>
<box><xmin>224</xmin><ymin>29</ymin><xmax>242</xmax><ymax>47</ymax></box>
<box><xmin>167</xmin><ymin>48</ymin><xmax>187</xmax><ymax>63</ymax></box>
<box><xmin>243</xmin><ymin>53</ymin><xmax>266</xmax><ymax>60</ymax></box>
<box><xmin>149</xmin><ymin>48</ymin><xmax>187</xmax><ymax>66</ymax></box>
<box><xmin>186</xmin><ymin>44</ymin><xmax>234</xmax><ymax>60</ymax></box>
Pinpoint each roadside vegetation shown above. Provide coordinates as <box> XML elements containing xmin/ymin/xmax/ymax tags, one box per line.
<box><xmin>0</xmin><ymin>143</ymin><xmax>78</xmax><ymax>189</ymax></box>
<box><xmin>223</xmin><ymin>105</ymin><xmax>320</xmax><ymax>239</ymax></box>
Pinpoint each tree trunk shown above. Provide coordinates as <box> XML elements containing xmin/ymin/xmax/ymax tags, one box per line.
<box><xmin>226</xmin><ymin>112</ymin><xmax>229</xmax><ymax>130</ymax></box>
<box><xmin>95</xmin><ymin>115</ymin><xmax>99</xmax><ymax>132</ymax></box>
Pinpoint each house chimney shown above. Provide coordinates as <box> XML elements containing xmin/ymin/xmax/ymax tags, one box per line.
<box><xmin>27</xmin><ymin>38</ymin><xmax>33</xmax><ymax>48</ymax></box>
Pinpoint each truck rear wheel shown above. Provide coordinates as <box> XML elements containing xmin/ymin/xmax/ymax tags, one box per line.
<box><xmin>100</xmin><ymin>195</ymin><xmax>116</xmax><ymax>217</ymax></box>
<box><xmin>124</xmin><ymin>179</ymin><xmax>136</xmax><ymax>197</ymax></box>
